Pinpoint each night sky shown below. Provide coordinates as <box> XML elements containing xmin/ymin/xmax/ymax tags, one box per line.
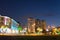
<box><xmin>0</xmin><ymin>0</ymin><xmax>60</xmax><ymax>27</ymax></box>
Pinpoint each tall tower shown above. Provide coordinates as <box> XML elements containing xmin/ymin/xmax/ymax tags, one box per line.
<box><xmin>27</xmin><ymin>17</ymin><xmax>47</xmax><ymax>33</ymax></box>
<box><xmin>41</xmin><ymin>20</ymin><xmax>46</xmax><ymax>33</ymax></box>
<box><xmin>41</xmin><ymin>20</ymin><xmax>46</xmax><ymax>29</ymax></box>
<box><xmin>35</xmin><ymin>19</ymin><xmax>46</xmax><ymax>33</ymax></box>
<box><xmin>35</xmin><ymin>19</ymin><xmax>42</xmax><ymax>32</ymax></box>
<box><xmin>27</xmin><ymin>17</ymin><xmax>35</xmax><ymax>33</ymax></box>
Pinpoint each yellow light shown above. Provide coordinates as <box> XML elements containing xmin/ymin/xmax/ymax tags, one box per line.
<box><xmin>37</xmin><ymin>27</ymin><xmax>43</xmax><ymax>32</ymax></box>
<box><xmin>1</xmin><ymin>26</ymin><xmax>4</xmax><ymax>28</ymax></box>
<box><xmin>28</xmin><ymin>29</ymin><xmax>30</xmax><ymax>32</ymax></box>
<box><xmin>12</xmin><ymin>30</ymin><xmax>16</xmax><ymax>33</ymax></box>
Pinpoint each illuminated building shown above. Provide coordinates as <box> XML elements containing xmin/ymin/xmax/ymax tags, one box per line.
<box><xmin>41</xmin><ymin>20</ymin><xmax>46</xmax><ymax>30</ymax></box>
<box><xmin>35</xmin><ymin>19</ymin><xmax>42</xmax><ymax>32</ymax></box>
<box><xmin>0</xmin><ymin>15</ymin><xmax>18</xmax><ymax>28</ymax></box>
<box><xmin>11</xmin><ymin>19</ymin><xmax>18</xmax><ymax>30</ymax></box>
<box><xmin>0</xmin><ymin>16</ymin><xmax>11</xmax><ymax>28</ymax></box>
<box><xmin>41</xmin><ymin>20</ymin><xmax>46</xmax><ymax>33</ymax></box>
<box><xmin>27</xmin><ymin>17</ymin><xmax>46</xmax><ymax>33</ymax></box>
<box><xmin>27</xmin><ymin>17</ymin><xmax>36</xmax><ymax>33</ymax></box>
<box><xmin>0</xmin><ymin>15</ymin><xmax>22</xmax><ymax>34</ymax></box>
<box><xmin>35</xmin><ymin>19</ymin><xmax>46</xmax><ymax>33</ymax></box>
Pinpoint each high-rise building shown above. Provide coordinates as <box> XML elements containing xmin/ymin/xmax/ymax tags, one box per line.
<box><xmin>35</xmin><ymin>19</ymin><xmax>47</xmax><ymax>33</ymax></box>
<box><xmin>27</xmin><ymin>17</ymin><xmax>46</xmax><ymax>33</ymax></box>
<box><xmin>35</xmin><ymin>19</ymin><xmax>42</xmax><ymax>32</ymax></box>
<box><xmin>41</xmin><ymin>20</ymin><xmax>46</xmax><ymax>33</ymax></box>
<box><xmin>27</xmin><ymin>17</ymin><xmax>36</xmax><ymax>33</ymax></box>
<box><xmin>41</xmin><ymin>20</ymin><xmax>46</xmax><ymax>29</ymax></box>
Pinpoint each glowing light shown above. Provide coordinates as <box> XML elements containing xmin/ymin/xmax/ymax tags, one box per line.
<box><xmin>6</xmin><ymin>28</ymin><xmax>12</xmax><ymax>33</ymax></box>
<box><xmin>24</xmin><ymin>28</ymin><xmax>27</xmax><ymax>30</ymax></box>
<box><xmin>12</xmin><ymin>30</ymin><xmax>16</xmax><ymax>33</ymax></box>
<box><xmin>4</xmin><ymin>17</ymin><xmax>9</xmax><ymax>25</ymax></box>
<box><xmin>32</xmin><ymin>23</ymin><xmax>35</xmax><ymax>26</ymax></box>
<box><xmin>18</xmin><ymin>26</ymin><xmax>22</xmax><ymax>31</ymax></box>
<box><xmin>4</xmin><ymin>18</ymin><xmax>6</xmax><ymax>25</ymax></box>
<box><xmin>3</xmin><ymin>28</ymin><xmax>7</xmax><ymax>32</ymax></box>
<box><xmin>46</xmin><ymin>29</ymin><xmax>49</xmax><ymax>31</ymax></box>
<box><xmin>37</xmin><ymin>27</ymin><xmax>43</xmax><ymax>32</ymax></box>
<box><xmin>15</xmin><ymin>30</ymin><xmax>19</xmax><ymax>34</ymax></box>
<box><xmin>1</xmin><ymin>25</ymin><xmax>5</xmax><ymax>29</ymax></box>
<box><xmin>11</xmin><ymin>19</ymin><xmax>18</xmax><ymax>30</ymax></box>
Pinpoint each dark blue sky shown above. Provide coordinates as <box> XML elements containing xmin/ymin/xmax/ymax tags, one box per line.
<box><xmin>0</xmin><ymin>0</ymin><xmax>60</xmax><ymax>26</ymax></box>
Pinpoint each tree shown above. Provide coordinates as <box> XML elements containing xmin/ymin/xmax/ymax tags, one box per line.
<box><xmin>17</xmin><ymin>25</ymin><xmax>22</xmax><ymax>33</ymax></box>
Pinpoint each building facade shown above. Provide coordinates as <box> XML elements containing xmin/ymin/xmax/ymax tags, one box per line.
<box><xmin>27</xmin><ymin>17</ymin><xmax>36</xmax><ymax>33</ymax></box>
<box><xmin>41</xmin><ymin>20</ymin><xmax>46</xmax><ymax>33</ymax></box>
<box><xmin>0</xmin><ymin>16</ymin><xmax>11</xmax><ymax>28</ymax></box>
<box><xmin>0</xmin><ymin>15</ymin><xmax>19</xmax><ymax>29</ymax></box>
<box><xmin>27</xmin><ymin>17</ymin><xmax>46</xmax><ymax>33</ymax></box>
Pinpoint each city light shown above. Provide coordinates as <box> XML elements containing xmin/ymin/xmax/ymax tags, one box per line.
<box><xmin>0</xmin><ymin>15</ymin><xmax>60</xmax><ymax>36</ymax></box>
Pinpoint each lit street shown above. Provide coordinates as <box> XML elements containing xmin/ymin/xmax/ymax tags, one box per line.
<box><xmin>0</xmin><ymin>33</ymin><xmax>60</xmax><ymax>40</ymax></box>
<box><xmin>0</xmin><ymin>33</ymin><xmax>44</xmax><ymax>36</ymax></box>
